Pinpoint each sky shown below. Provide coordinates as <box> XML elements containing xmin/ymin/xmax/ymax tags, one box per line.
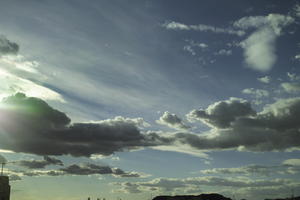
<box><xmin>0</xmin><ymin>0</ymin><xmax>300</xmax><ymax>200</ymax></box>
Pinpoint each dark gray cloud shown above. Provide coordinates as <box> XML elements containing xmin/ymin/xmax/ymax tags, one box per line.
<box><xmin>1</xmin><ymin>93</ymin><xmax>300</xmax><ymax>157</ymax></box>
<box><xmin>16</xmin><ymin>156</ymin><xmax>63</xmax><ymax>169</ymax></box>
<box><xmin>60</xmin><ymin>163</ymin><xmax>141</xmax><ymax>177</ymax></box>
<box><xmin>156</xmin><ymin>111</ymin><xmax>190</xmax><ymax>130</ymax></box>
<box><xmin>0</xmin><ymin>93</ymin><xmax>163</xmax><ymax>157</ymax></box>
<box><xmin>179</xmin><ymin>97</ymin><xmax>300</xmax><ymax>152</ymax></box>
<box><xmin>8</xmin><ymin>163</ymin><xmax>141</xmax><ymax>178</ymax></box>
<box><xmin>187</xmin><ymin>98</ymin><xmax>256</xmax><ymax>128</ymax></box>
<box><xmin>0</xmin><ymin>35</ymin><xmax>19</xmax><ymax>55</ymax></box>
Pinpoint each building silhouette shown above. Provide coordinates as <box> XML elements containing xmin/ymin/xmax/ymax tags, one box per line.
<box><xmin>0</xmin><ymin>176</ymin><xmax>10</xmax><ymax>200</ymax></box>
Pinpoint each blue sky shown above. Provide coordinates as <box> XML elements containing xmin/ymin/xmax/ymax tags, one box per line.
<box><xmin>0</xmin><ymin>1</ymin><xmax>300</xmax><ymax>200</ymax></box>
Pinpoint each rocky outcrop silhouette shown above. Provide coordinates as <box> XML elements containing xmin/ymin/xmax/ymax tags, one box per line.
<box><xmin>152</xmin><ymin>193</ymin><xmax>232</xmax><ymax>200</ymax></box>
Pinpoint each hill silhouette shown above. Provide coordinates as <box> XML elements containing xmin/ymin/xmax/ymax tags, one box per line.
<box><xmin>152</xmin><ymin>193</ymin><xmax>232</xmax><ymax>200</ymax></box>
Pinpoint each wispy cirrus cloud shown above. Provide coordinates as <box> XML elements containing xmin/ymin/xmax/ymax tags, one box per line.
<box><xmin>162</xmin><ymin>21</ymin><xmax>245</xmax><ymax>36</ymax></box>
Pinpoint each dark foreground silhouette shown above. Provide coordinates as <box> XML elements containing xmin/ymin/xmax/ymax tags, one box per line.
<box><xmin>152</xmin><ymin>193</ymin><xmax>300</xmax><ymax>200</ymax></box>
<box><xmin>152</xmin><ymin>193</ymin><xmax>232</xmax><ymax>200</ymax></box>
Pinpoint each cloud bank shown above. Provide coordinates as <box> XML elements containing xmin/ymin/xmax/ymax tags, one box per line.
<box><xmin>1</xmin><ymin>93</ymin><xmax>300</xmax><ymax>159</ymax></box>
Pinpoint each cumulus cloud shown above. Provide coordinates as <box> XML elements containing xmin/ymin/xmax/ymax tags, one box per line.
<box><xmin>183</xmin><ymin>97</ymin><xmax>300</xmax><ymax>152</ymax></box>
<box><xmin>236</xmin><ymin>14</ymin><xmax>294</xmax><ymax>72</ymax></box>
<box><xmin>258</xmin><ymin>76</ymin><xmax>271</xmax><ymax>83</ymax></box>
<box><xmin>187</xmin><ymin>98</ymin><xmax>256</xmax><ymax>128</ymax></box>
<box><xmin>0</xmin><ymin>35</ymin><xmax>19</xmax><ymax>56</ymax></box>
<box><xmin>162</xmin><ymin>21</ymin><xmax>245</xmax><ymax>36</ymax></box>
<box><xmin>1</xmin><ymin>93</ymin><xmax>300</xmax><ymax>158</ymax></box>
<box><xmin>0</xmin><ymin>93</ymin><xmax>161</xmax><ymax>157</ymax></box>
<box><xmin>156</xmin><ymin>111</ymin><xmax>190</xmax><ymax>130</ymax></box>
<box><xmin>16</xmin><ymin>156</ymin><xmax>63</xmax><ymax>169</ymax></box>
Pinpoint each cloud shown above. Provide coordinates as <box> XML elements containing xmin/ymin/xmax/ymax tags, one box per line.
<box><xmin>2</xmin><ymin>93</ymin><xmax>300</xmax><ymax>158</ymax></box>
<box><xmin>283</xmin><ymin>159</ymin><xmax>300</xmax><ymax>166</ymax></box>
<box><xmin>281</xmin><ymin>82</ymin><xmax>300</xmax><ymax>93</ymax></box>
<box><xmin>183</xmin><ymin>40</ymin><xmax>208</xmax><ymax>56</ymax></box>
<box><xmin>59</xmin><ymin>163</ymin><xmax>141</xmax><ymax>177</ymax></box>
<box><xmin>214</xmin><ymin>49</ymin><xmax>232</xmax><ymax>56</ymax></box>
<box><xmin>0</xmin><ymin>35</ymin><xmax>19</xmax><ymax>56</ymax></box>
<box><xmin>114</xmin><ymin>176</ymin><xmax>299</xmax><ymax>195</ymax></box>
<box><xmin>242</xmin><ymin>88</ymin><xmax>269</xmax><ymax>98</ymax></box>
<box><xmin>0</xmin><ymin>93</ymin><xmax>166</xmax><ymax>157</ymax></box>
<box><xmin>16</xmin><ymin>156</ymin><xmax>63</xmax><ymax>169</ymax></box>
<box><xmin>186</xmin><ymin>40</ymin><xmax>208</xmax><ymax>48</ymax></box>
<box><xmin>287</xmin><ymin>72</ymin><xmax>300</xmax><ymax>81</ymax></box>
<box><xmin>7</xmin><ymin>163</ymin><xmax>141</xmax><ymax>179</ymax></box>
<box><xmin>183</xmin><ymin>45</ymin><xmax>196</xmax><ymax>56</ymax></box>
<box><xmin>162</xmin><ymin>21</ymin><xmax>245</xmax><ymax>36</ymax></box>
<box><xmin>187</xmin><ymin>98</ymin><xmax>256</xmax><ymax>128</ymax></box>
<box><xmin>200</xmin><ymin>161</ymin><xmax>300</xmax><ymax>176</ymax></box>
<box><xmin>183</xmin><ymin>97</ymin><xmax>300</xmax><ymax>152</ymax></box>
<box><xmin>240</xmin><ymin>27</ymin><xmax>277</xmax><ymax>72</ymax></box>
<box><xmin>257</xmin><ymin>76</ymin><xmax>271</xmax><ymax>83</ymax></box>
<box><xmin>156</xmin><ymin>111</ymin><xmax>190</xmax><ymax>130</ymax></box>
<box><xmin>293</xmin><ymin>4</ymin><xmax>300</xmax><ymax>17</ymax></box>
<box><xmin>236</xmin><ymin>14</ymin><xmax>294</xmax><ymax>72</ymax></box>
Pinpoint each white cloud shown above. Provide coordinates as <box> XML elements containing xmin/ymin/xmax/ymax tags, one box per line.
<box><xmin>236</xmin><ymin>14</ymin><xmax>294</xmax><ymax>72</ymax></box>
<box><xmin>163</xmin><ymin>21</ymin><xmax>245</xmax><ymax>36</ymax></box>
<box><xmin>186</xmin><ymin>40</ymin><xmax>208</xmax><ymax>49</ymax></box>
<box><xmin>214</xmin><ymin>49</ymin><xmax>232</xmax><ymax>56</ymax></box>
<box><xmin>281</xmin><ymin>82</ymin><xmax>300</xmax><ymax>93</ymax></box>
<box><xmin>183</xmin><ymin>45</ymin><xmax>196</xmax><ymax>56</ymax></box>
<box><xmin>0</xmin><ymin>68</ymin><xmax>65</xmax><ymax>102</ymax></box>
<box><xmin>258</xmin><ymin>76</ymin><xmax>271</xmax><ymax>83</ymax></box>
<box><xmin>1</xmin><ymin>55</ymin><xmax>39</xmax><ymax>74</ymax></box>
<box><xmin>283</xmin><ymin>159</ymin><xmax>300</xmax><ymax>166</ymax></box>
<box><xmin>240</xmin><ymin>27</ymin><xmax>277</xmax><ymax>72</ymax></box>
<box><xmin>293</xmin><ymin>4</ymin><xmax>300</xmax><ymax>17</ymax></box>
<box><xmin>242</xmin><ymin>88</ymin><xmax>269</xmax><ymax>98</ymax></box>
<box><xmin>287</xmin><ymin>72</ymin><xmax>300</xmax><ymax>81</ymax></box>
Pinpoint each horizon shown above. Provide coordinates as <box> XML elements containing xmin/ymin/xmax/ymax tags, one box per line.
<box><xmin>0</xmin><ymin>1</ymin><xmax>300</xmax><ymax>200</ymax></box>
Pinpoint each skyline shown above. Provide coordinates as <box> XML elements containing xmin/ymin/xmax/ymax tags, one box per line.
<box><xmin>0</xmin><ymin>1</ymin><xmax>300</xmax><ymax>200</ymax></box>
